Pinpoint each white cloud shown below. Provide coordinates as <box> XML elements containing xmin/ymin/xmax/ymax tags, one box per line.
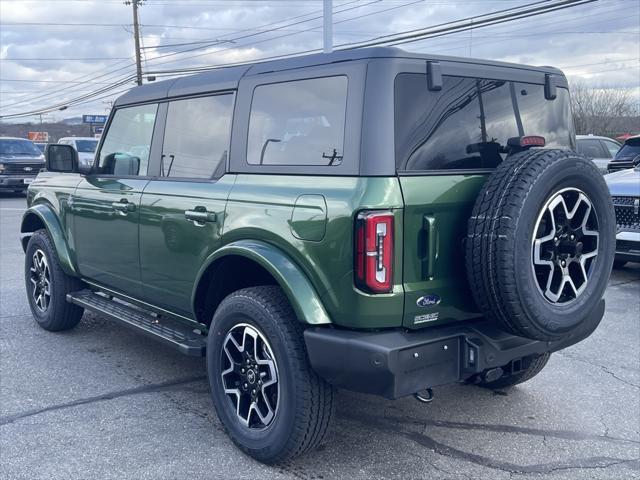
<box><xmin>0</xmin><ymin>0</ymin><xmax>638</xmax><ymax>120</ymax></box>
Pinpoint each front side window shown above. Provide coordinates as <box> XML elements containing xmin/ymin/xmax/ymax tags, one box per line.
<box><xmin>602</xmin><ymin>140</ymin><xmax>620</xmax><ymax>157</ymax></box>
<box><xmin>98</xmin><ymin>103</ymin><xmax>158</xmax><ymax>176</ymax></box>
<box><xmin>161</xmin><ymin>94</ymin><xmax>234</xmax><ymax>179</ymax></box>
<box><xmin>395</xmin><ymin>74</ymin><xmax>573</xmax><ymax>171</ymax></box>
<box><xmin>247</xmin><ymin>76</ymin><xmax>348</xmax><ymax>166</ymax></box>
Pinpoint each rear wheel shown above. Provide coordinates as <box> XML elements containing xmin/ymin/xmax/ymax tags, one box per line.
<box><xmin>207</xmin><ymin>286</ymin><xmax>333</xmax><ymax>464</ymax></box>
<box><xmin>466</xmin><ymin>149</ymin><xmax>615</xmax><ymax>341</ymax></box>
<box><xmin>24</xmin><ymin>230</ymin><xmax>84</xmax><ymax>331</ymax></box>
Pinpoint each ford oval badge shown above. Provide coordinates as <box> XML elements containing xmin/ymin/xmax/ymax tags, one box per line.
<box><xmin>417</xmin><ymin>294</ymin><xmax>441</xmax><ymax>307</ymax></box>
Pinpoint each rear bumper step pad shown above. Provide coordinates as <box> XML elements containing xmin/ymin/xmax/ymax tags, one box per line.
<box><xmin>67</xmin><ymin>289</ymin><xmax>206</xmax><ymax>357</ymax></box>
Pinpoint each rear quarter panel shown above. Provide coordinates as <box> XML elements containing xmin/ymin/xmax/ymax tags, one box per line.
<box><xmin>223</xmin><ymin>174</ymin><xmax>405</xmax><ymax>329</ymax></box>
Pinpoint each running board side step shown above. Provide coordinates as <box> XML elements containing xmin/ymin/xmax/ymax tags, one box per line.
<box><xmin>67</xmin><ymin>289</ymin><xmax>206</xmax><ymax>357</ymax></box>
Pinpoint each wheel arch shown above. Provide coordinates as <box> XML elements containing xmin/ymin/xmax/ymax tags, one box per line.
<box><xmin>192</xmin><ymin>240</ymin><xmax>332</xmax><ymax>327</ymax></box>
<box><xmin>21</xmin><ymin>204</ymin><xmax>78</xmax><ymax>276</ymax></box>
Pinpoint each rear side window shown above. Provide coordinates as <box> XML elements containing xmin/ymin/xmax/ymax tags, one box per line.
<box><xmin>161</xmin><ymin>94</ymin><xmax>234</xmax><ymax>179</ymax></box>
<box><xmin>395</xmin><ymin>74</ymin><xmax>573</xmax><ymax>171</ymax></box>
<box><xmin>99</xmin><ymin>103</ymin><xmax>158</xmax><ymax>176</ymax></box>
<box><xmin>577</xmin><ymin>139</ymin><xmax>607</xmax><ymax>158</ymax></box>
<box><xmin>247</xmin><ymin>76</ymin><xmax>348</xmax><ymax>166</ymax></box>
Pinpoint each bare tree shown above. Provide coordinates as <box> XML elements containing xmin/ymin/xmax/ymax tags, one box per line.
<box><xmin>570</xmin><ymin>80</ymin><xmax>638</xmax><ymax>136</ymax></box>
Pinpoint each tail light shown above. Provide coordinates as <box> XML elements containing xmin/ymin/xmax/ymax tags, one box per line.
<box><xmin>355</xmin><ymin>211</ymin><xmax>394</xmax><ymax>293</ymax></box>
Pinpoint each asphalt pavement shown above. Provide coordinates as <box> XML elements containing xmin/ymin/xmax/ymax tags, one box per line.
<box><xmin>1</xmin><ymin>193</ymin><xmax>639</xmax><ymax>480</ymax></box>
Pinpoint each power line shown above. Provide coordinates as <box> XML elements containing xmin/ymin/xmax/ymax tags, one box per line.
<box><xmin>0</xmin><ymin>57</ymin><xmax>130</xmax><ymax>61</ymax></box>
<box><xmin>0</xmin><ymin>78</ymin><xmax>130</xmax><ymax>84</ymax></box>
<box><xmin>141</xmin><ymin>0</ymin><xmax>416</xmax><ymax>69</ymax></box>
<box><xmin>144</xmin><ymin>0</ymin><xmax>593</xmax><ymax>75</ymax></box>
<box><xmin>346</xmin><ymin>0</ymin><xmax>596</xmax><ymax>48</ymax></box>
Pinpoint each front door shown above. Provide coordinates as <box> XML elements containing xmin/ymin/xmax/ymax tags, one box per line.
<box><xmin>72</xmin><ymin>102</ymin><xmax>160</xmax><ymax>298</ymax></box>
<box><xmin>139</xmin><ymin>93</ymin><xmax>235</xmax><ymax>316</ymax></box>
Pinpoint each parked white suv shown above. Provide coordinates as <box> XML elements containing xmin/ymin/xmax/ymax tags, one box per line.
<box><xmin>57</xmin><ymin>137</ymin><xmax>99</xmax><ymax>167</ymax></box>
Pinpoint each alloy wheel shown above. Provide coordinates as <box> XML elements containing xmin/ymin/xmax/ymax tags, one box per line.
<box><xmin>29</xmin><ymin>249</ymin><xmax>51</xmax><ymax>312</ymax></box>
<box><xmin>220</xmin><ymin>323</ymin><xmax>279</xmax><ymax>430</ymax></box>
<box><xmin>531</xmin><ymin>188</ymin><xmax>599</xmax><ymax>304</ymax></box>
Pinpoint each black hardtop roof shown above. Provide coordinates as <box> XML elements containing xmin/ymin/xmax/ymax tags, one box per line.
<box><xmin>114</xmin><ymin>46</ymin><xmax>564</xmax><ymax>107</ymax></box>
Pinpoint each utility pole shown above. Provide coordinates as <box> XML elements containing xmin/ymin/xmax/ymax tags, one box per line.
<box><xmin>323</xmin><ymin>0</ymin><xmax>333</xmax><ymax>53</ymax></box>
<box><xmin>125</xmin><ymin>0</ymin><xmax>144</xmax><ymax>86</ymax></box>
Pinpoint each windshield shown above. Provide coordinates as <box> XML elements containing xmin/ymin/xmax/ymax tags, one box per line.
<box><xmin>615</xmin><ymin>142</ymin><xmax>640</xmax><ymax>159</ymax></box>
<box><xmin>0</xmin><ymin>139</ymin><xmax>42</xmax><ymax>156</ymax></box>
<box><xmin>76</xmin><ymin>139</ymin><xmax>98</xmax><ymax>153</ymax></box>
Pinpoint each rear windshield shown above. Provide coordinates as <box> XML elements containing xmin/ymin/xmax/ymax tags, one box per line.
<box><xmin>76</xmin><ymin>139</ymin><xmax>98</xmax><ymax>153</ymax></box>
<box><xmin>395</xmin><ymin>74</ymin><xmax>573</xmax><ymax>172</ymax></box>
<box><xmin>615</xmin><ymin>140</ymin><xmax>640</xmax><ymax>159</ymax></box>
<box><xmin>0</xmin><ymin>139</ymin><xmax>42</xmax><ymax>156</ymax></box>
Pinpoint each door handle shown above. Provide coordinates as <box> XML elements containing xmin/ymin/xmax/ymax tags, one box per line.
<box><xmin>423</xmin><ymin>215</ymin><xmax>438</xmax><ymax>280</ymax></box>
<box><xmin>185</xmin><ymin>208</ymin><xmax>216</xmax><ymax>226</ymax></box>
<box><xmin>112</xmin><ymin>199</ymin><xmax>136</xmax><ymax>214</ymax></box>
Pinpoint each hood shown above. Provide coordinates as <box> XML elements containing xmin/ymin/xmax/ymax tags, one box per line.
<box><xmin>0</xmin><ymin>153</ymin><xmax>45</xmax><ymax>163</ymax></box>
<box><xmin>605</xmin><ymin>168</ymin><xmax>640</xmax><ymax>196</ymax></box>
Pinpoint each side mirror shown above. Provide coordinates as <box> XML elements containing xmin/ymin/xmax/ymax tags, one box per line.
<box><xmin>46</xmin><ymin>144</ymin><xmax>78</xmax><ymax>173</ymax></box>
<box><xmin>103</xmin><ymin>152</ymin><xmax>140</xmax><ymax>176</ymax></box>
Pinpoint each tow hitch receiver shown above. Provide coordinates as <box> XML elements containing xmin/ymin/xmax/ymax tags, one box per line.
<box><xmin>414</xmin><ymin>388</ymin><xmax>434</xmax><ymax>403</ymax></box>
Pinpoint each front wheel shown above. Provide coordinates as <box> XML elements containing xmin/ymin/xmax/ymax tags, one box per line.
<box><xmin>24</xmin><ymin>229</ymin><xmax>84</xmax><ymax>331</ymax></box>
<box><xmin>207</xmin><ymin>286</ymin><xmax>333</xmax><ymax>464</ymax></box>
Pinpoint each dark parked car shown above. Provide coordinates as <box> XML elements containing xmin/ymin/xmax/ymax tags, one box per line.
<box><xmin>21</xmin><ymin>47</ymin><xmax>615</xmax><ymax>463</ymax></box>
<box><xmin>0</xmin><ymin>137</ymin><xmax>45</xmax><ymax>193</ymax></box>
<box><xmin>576</xmin><ymin>134</ymin><xmax>621</xmax><ymax>173</ymax></box>
<box><xmin>606</xmin><ymin>166</ymin><xmax>640</xmax><ymax>267</ymax></box>
<box><xmin>608</xmin><ymin>135</ymin><xmax>640</xmax><ymax>172</ymax></box>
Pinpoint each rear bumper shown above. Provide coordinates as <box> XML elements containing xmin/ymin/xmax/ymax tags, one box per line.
<box><xmin>616</xmin><ymin>231</ymin><xmax>640</xmax><ymax>262</ymax></box>
<box><xmin>304</xmin><ymin>300</ymin><xmax>604</xmax><ymax>399</ymax></box>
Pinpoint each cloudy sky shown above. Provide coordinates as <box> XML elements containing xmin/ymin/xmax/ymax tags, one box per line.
<box><xmin>0</xmin><ymin>0</ymin><xmax>638</xmax><ymax>122</ymax></box>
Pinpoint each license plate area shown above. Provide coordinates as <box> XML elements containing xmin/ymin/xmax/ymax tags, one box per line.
<box><xmin>396</xmin><ymin>337</ymin><xmax>460</xmax><ymax>392</ymax></box>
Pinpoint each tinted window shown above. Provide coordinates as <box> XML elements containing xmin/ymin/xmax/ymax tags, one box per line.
<box><xmin>98</xmin><ymin>104</ymin><xmax>158</xmax><ymax>176</ymax></box>
<box><xmin>602</xmin><ymin>140</ymin><xmax>620</xmax><ymax>157</ymax></box>
<box><xmin>0</xmin><ymin>139</ymin><xmax>41</xmax><ymax>156</ymax></box>
<box><xmin>395</xmin><ymin>74</ymin><xmax>573</xmax><ymax>171</ymax></box>
<box><xmin>576</xmin><ymin>139</ymin><xmax>607</xmax><ymax>158</ymax></box>
<box><xmin>615</xmin><ymin>140</ymin><xmax>640</xmax><ymax>159</ymax></box>
<box><xmin>76</xmin><ymin>139</ymin><xmax>98</xmax><ymax>153</ymax></box>
<box><xmin>162</xmin><ymin>94</ymin><xmax>234</xmax><ymax>179</ymax></box>
<box><xmin>247</xmin><ymin>76</ymin><xmax>347</xmax><ymax>166</ymax></box>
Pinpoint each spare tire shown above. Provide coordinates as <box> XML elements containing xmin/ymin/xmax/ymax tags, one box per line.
<box><xmin>466</xmin><ymin>149</ymin><xmax>615</xmax><ymax>341</ymax></box>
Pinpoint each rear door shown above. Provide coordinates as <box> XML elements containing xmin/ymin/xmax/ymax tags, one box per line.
<box><xmin>139</xmin><ymin>93</ymin><xmax>235</xmax><ymax>317</ymax></box>
<box><xmin>72</xmin><ymin>103</ymin><xmax>160</xmax><ymax>297</ymax></box>
<box><xmin>395</xmin><ymin>72</ymin><xmax>574</xmax><ymax>328</ymax></box>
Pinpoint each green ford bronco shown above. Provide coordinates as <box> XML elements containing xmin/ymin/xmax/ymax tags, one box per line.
<box><xmin>22</xmin><ymin>47</ymin><xmax>614</xmax><ymax>463</ymax></box>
